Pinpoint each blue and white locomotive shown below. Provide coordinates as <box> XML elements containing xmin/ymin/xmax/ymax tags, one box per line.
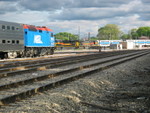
<box><xmin>0</xmin><ymin>20</ymin><xmax>55</xmax><ymax>58</ymax></box>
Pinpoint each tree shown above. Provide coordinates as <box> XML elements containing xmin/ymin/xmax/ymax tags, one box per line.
<box><xmin>91</xmin><ymin>37</ymin><xmax>99</xmax><ymax>41</ymax></box>
<box><xmin>136</xmin><ymin>27</ymin><xmax>150</xmax><ymax>37</ymax></box>
<box><xmin>97</xmin><ymin>24</ymin><xmax>121</xmax><ymax>40</ymax></box>
<box><xmin>120</xmin><ymin>34</ymin><xmax>130</xmax><ymax>40</ymax></box>
<box><xmin>54</xmin><ymin>32</ymin><xmax>79</xmax><ymax>40</ymax></box>
<box><xmin>130</xmin><ymin>29</ymin><xmax>138</xmax><ymax>39</ymax></box>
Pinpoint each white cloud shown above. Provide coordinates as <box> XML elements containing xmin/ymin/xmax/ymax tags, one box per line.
<box><xmin>0</xmin><ymin>11</ymin><xmax>50</xmax><ymax>25</ymax></box>
<box><xmin>0</xmin><ymin>0</ymin><xmax>149</xmax><ymax>37</ymax></box>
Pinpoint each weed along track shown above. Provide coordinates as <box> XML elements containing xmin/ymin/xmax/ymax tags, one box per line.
<box><xmin>0</xmin><ymin>49</ymin><xmax>149</xmax><ymax>106</ymax></box>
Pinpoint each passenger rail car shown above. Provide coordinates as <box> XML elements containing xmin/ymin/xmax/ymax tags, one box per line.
<box><xmin>0</xmin><ymin>20</ymin><xmax>55</xmax><ymax>59</ymax></box>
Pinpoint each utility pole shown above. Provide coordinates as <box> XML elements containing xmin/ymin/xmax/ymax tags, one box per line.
<box><xmin>68</xmin><ymin>33</ymin><xmax>70</xmax><ymax>41</ymax></box>
<box><xmin>78</xmin><ymin>26</ymin><xmax>80</xmax><ymax>40</ymax></box>
<box><xmin>88</xmin><ymin>32</ymin><xmax>90</xmax><ymax>41</ymax></box>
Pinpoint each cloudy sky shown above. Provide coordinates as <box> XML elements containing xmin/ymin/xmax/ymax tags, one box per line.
<box><xmin>0</xmin><ymin>0</ymin><xmax>150</xmax><ymax>37</ymax></box>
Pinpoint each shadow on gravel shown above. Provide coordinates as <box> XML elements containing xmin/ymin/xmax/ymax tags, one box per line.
<box><xmin>104</xmin><ymin>68</ymin><xmax>150</xmax><ymax>113</ymax></box>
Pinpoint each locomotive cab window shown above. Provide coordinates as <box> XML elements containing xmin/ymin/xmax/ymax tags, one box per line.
<box><xmin>28</xmin><ymin>26</ymin><xmax>37</xmax><ymax>31</ymax></box>
<box><xmin>39</xmin><ymin>30</ymin><xmax>42</xmax><ymax>33</ymax></box>
<box><xmin>51</xmin><ymin>33</ymin><xmax>53</xmax><ymax>37</ymax></box>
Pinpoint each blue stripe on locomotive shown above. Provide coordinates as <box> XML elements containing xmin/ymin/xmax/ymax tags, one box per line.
<box><xmin>24</xmin><ymin>29</ymin><xmax>55</xmax><ymax>47</ymax></box>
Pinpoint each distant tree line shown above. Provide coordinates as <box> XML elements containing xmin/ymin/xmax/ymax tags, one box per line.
<box><xmin>121</xmin><ymin>27</ymin><xmax>150</xmax><ymax>40</ymax></box>
<box><xmin>97</xmin><ymin>25</ymin><xmax>150</xmax><ymax>40</ymax></box>
<box><xmin>54</xmin><ymin>25</ymin><xmax>150</xmax><ymax>41</ymax></box>
<box><xmin>54</xmin><ymin>32</ymin><xmax>79</xmax><ymax>41</ymax></box>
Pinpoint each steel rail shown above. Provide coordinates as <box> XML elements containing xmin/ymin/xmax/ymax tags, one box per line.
<box><xmin>0</xmin><ymin>50</ymin><xmax>149</xmax><ymax>106</ymax></box>
<box><xmin>0</xmin><ymin>50</ymin><xmax>142</xmax><ymax>77</ymax></box>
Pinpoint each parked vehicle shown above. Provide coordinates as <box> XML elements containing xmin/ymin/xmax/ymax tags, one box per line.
<box><xmin>0</xmin><ymin>20</ymin><xmax>55</xmax><ymax>58</ymax></box>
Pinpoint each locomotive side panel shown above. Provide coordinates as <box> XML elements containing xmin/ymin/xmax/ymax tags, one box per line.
<box><xmin>24</xmin><ymin>30</ymin><xmax>50</xmax><ymax>47</ymax></box>
<box><xmin>0</xmin><ymin>21</ymin><xmax>24</xmax><ymax>52</ymax></box>
<box><xmin>23</xmin><ymin>25</ymin><xmax>55</xmax><ymax>56</ymax></box>
<box><xmin>24</xmin><ymin>25</ymin><xmax>55</xmax><ymax>47</ymax></box>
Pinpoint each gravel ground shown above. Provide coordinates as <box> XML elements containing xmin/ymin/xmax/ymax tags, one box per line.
<box><xmin>1</xmin><ymin>54</ymin><xmax>150</xmax><ymax>113</ymax></box>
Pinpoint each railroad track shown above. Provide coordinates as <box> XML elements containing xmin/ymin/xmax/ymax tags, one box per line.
<box><xmin>0</xmin><ymin>49</ymin><xmax>97</xmax><ymax>64</ymax></box>
<box><xmin>0</xmin><ymin>50</ymin><xmax>140</xmax><ymax>77</ymax></box>
<box><xmin>0</xmin><ymin>49</ymin><xmax>149</xmax><ymax>106</ymax></box>
<box><xmin>0</xmin><ymin>50</ymin><xmax>139</xmax><ymax>70</ymax></box>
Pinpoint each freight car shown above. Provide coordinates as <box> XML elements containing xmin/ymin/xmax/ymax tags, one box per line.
<box><xmin>55</xmin><ymin>39</ymin><xmax>80</xmax><ymax>49</ymax></box>
<box><xmin>0</xmin><ymin>20</ymin><xmax>55</xmax><ymax>59</ymax></box>
<box><xmin>55</xmin><ymin>39</ymin><xmax>99</xmax><ymax>50</ymax></box>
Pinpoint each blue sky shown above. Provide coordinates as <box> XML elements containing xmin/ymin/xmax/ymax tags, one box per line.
<box><xmin>0</xmin><ymin>0</ymin><xmax>150</xmax><ymax>37</ymax></box>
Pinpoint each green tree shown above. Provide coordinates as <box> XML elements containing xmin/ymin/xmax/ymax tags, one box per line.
<box><xmin>136</xmin><ymin>27</ymin><xmax>150</xmax><ymax>37</ymax></box>
<box><xmin>120</xmin><ymin>34</ymin><xmax>130</xmax><ymax>40</ymax></box>
<box><xmin>54</xmin><ymin>32</ymin><xmax>79</xmax><ymax>40</ymax></box>
<box><xmin>97</xmin><ymin>24</ymin><xmax>121</xmax><ymax>40</ymax></box>
<box><xmin>129</xmin><ymin>29</ymin><xmax>138</xmax><ymax>39</ymax></box>
<box><xmin>89</xmin><ymin>37</ymin><xmax>99</xmax><ymax>41</ymax></box>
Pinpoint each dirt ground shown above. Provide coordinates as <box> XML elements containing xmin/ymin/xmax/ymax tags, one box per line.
<box><xmin>0</xmin><ymin>54</ymin><xmax>150</xmax><ymax>113</ymax></box>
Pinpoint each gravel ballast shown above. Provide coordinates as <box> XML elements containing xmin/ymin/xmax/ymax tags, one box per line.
<box><xmin>1</xmin><ymin>54</ymin><xmax>150</xmax><ymax>113</ymax></box>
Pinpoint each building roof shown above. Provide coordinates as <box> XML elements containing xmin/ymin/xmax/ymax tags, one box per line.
<box><xmin>139</xmin><ymin>36</ymin><xmax>149</xmax><ymax>40</ymax></box>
